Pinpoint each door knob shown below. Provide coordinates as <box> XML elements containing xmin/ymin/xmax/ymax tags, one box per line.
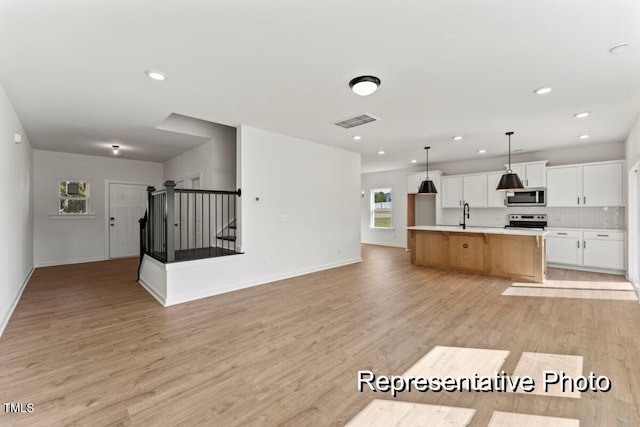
<box><xmin>463</xmin><ymin>243</ymin><xmax>469</xmax><ymax>248</ymax></box>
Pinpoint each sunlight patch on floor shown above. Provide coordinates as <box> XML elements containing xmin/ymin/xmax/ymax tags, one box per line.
<box><xmin>488</xmin><ymin>411</ymin><xmax>579</xmax><ymax>427</ymax></box>
<box><xmin>402</xmin><ymin>346</ymin><xmax>509</xmax><ymax>389</ymax></box>
<box><xmin>346</xmin><ymin>400</ymin><xmax>476</xmax><ymax>427</ymax></box>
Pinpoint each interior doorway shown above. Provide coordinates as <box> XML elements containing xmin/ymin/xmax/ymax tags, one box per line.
<box><xmin>108</xmin><ymin>183</ymin><xmax>148</xmax><ymax>258</ymax></box>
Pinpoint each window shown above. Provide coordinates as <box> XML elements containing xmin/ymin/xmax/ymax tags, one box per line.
<box><xmin>370</xmin><ymin>188</ymin><xmax>392</xmax><ymax>228</ymax></box>
<box><xmin>59</xmin><ymin>180</ymin><xmax>89</xmax><ymax>214</ymax></box>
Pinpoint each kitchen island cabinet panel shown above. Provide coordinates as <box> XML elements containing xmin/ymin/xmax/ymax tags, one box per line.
<box><xmin>408</xmin><ymin>226</ymin><xmax>546</xmax><ymax>282</ymax></box>
<box><xmin>414</xmin><ymin>231</ymin><xmax>448</xmax><ymax>268</ymax></box>
<box><xmin>448</xmin><ymin>234</ymin><xmax>485</xmax><ymax>273</ymax></box>
<box><xmin>487</xmin><ymin>234</ymin><xmax>544</xmax><ymax>282</ymax></box>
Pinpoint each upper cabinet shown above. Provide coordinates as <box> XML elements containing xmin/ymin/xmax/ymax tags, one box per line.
<box><xmin>546</xmin><ymin>161</ymin><xmax>624</xmax><ymax>207</ymax></box>
<box><xmin>486</xmin><ymin>171</ymin><xmax>506</xmax><ymax>207</ymax></box>
<box><xmin>546</xmin><ymin>166</ymin><xmax>581</xmax><ymax>206</ymax></box>
<box><xmin>508</xmin><ymin>161</ymin><xmax>547</xmax><ymax>188</ymax></box>
<box><xmin>441</xmin><ymin>174</ymin><xmax>487</xmax><ymax>208</ymax></box>
<box><xmin>441</xmin><ymin>176</ymin><xmax>463</xmax><ymax>208</ymax></box>
<box><xmin>463</xmin><ymin>174</ymin><xmax>487</xmax><ymax>208</ymax></box>
<box><xmin>407</xmin><ymin>171</ymin><xmax>442</xmax><ymax>194</ymax></box>
<box><xmin>407</xmin><ymin>172</ymin><xmax>427</xmax><ymax>194</ymax></box>
<box><xmin>582</xmin><ymin>163</ymin><xmax>624</xmax><ymax>207</ymax></box>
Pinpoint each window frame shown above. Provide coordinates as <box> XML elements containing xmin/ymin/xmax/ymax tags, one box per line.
<box><xmin>370</xmin><ymin>187</ymin><xmax>393</xmax><ymax>229</ymax></box>
<box><xmin>58</xmin><ymin>179</ymin><xmax>90</xmax><ymax>215</ymax></box>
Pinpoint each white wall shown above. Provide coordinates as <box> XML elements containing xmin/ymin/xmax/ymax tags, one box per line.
<box><xmin>361</xmin><ymin>169</ymin><xmax>410</xmax><ymax>248</ymax></box>
<box><xmin>142</xmin><ymin>125</ymin><xmax>362</xmax><ymax>305</ymax></box>
<box><xmin>33</xmin><ymin>150</ymin><xmax>163</xmax><ymax>266</ymax></box>
<box><xmin>0</xmin><ymin>81</ymin><xmax>33</xmax><ymax>337</ymax></box>
<box><xmin>163</xmin><ymin>129</ymin><xmax>237</xmax><ymax>190</ymax></box>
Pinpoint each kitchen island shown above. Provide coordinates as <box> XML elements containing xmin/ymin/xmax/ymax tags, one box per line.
<box><xmin>407</xmin><ymin>226</ymin><xmax>547</xmax><ymax>283</ymax></box>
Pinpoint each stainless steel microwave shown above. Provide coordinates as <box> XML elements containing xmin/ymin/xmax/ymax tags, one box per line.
<box><xmin>506</xmin><ymin>188</ymin><xmax>546</xmax><ymax>206</ymax></box>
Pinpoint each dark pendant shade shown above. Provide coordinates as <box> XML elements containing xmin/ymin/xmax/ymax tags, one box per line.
<box><xmin>418</xmin><ymin>179</ymin><xmax>438</xmax><ymax>194</ymax></box>
<box><xmin>496</xmin><ymin>172</ymin><xmax>524</xmax><ymax>191</ymax></box>
<box><xmin>496</xmin><ymin>131</ymin><xmax>525</xmax><ymax>191</ymax></box>
<box><xmin>418</xmin><ymin>146</ymin><xmax>437</xmax><ymax>194</ymax></box>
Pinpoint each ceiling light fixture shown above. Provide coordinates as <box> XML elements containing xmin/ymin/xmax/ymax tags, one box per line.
<box><xmin>349</xmin><ymin>75</ymin><xmax>381</xmax><ymax>96</ymax></box>
<box><xmin>411</xmin><ymin>159</ymin><xmax>417</xmax><ymax>163</ymax></box>
<box><xmin>573</xmin><ymin>111</ymin><xmax>590</xmax><ymax>118</ymax></box>
<box><xmin>452</xmin><ymin>136</ymin><xmax>463</xmax><ymax>141</ymax></box>
<box><xmin>378</xmin><ymin>150</ymin><xmax>385</xmax><ymax>155</ymax></box>
<box><xmin>145</xmin><ymin>70</ymin><xmax>167</xmax><ymax>81</ymax></box>
<box><xmin>112</xmin><ymin>145</ymin><xmax>120</xmax><ymax>155</ymax></box>
<box><xmin>578</xmin><ymin>134</ymin><xmax>590</xmax><ymax>140</ymax></box>
<box><xmin>496</xmin><ymin>132</ymin><xmax>524</xmax><ymax>191</ymax></box>
<box><xmin>418</xmin><ymin>147</ymin><xmax>438</xmax><ymax>195</ymax></box>
<box><xmin>609</xmin><ymin>43</ymin><xmax>631</xmax><ymax>55</ymax></box>
<box><xmin>478</xmin><ymin>149</ymin><xmax>486</xmax><ymax>154</ymax></box>
<box><xmin>533</xmin><ymin>86</ymin><xmax>552</xmax><ymax>95</ymax></box>
<box><xmin>353</xmin><ymin>135</ymin><xmax>362</xmax><ymax>141</ymax></box>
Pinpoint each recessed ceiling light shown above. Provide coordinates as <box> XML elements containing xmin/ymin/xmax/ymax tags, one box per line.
<box><xmin>145</xmin><ymin>70</ymin><xmax>167</xmax><ymax>81</ymax></box>
<box><xmin>609</xmin><ymin>43</ymin><xmax>631</xmax><ymax>55</ymax></box>
<box><xmin>378</xmin><ymin>150</ymin><xmax>385</xmax><ymax>155</ymax></box>
<box><xmin>452</xmin><ymin>136</ymin><xmax>463</xmax><ymax>141</ymax></box>
<box><xmin>573</xmin><ymin>111</ymin><xmax>590</xmax><ymax>118</ymax></box>
<box><xmin>353</xmin><ymin>135</ymin><xmax>362</xmax><ymax>141</ymax></box>
<box><xmin>411</xmin><ymin>159</ymin><xmax>417</xmax><ymax>163</ymax></box>
<box><xmin>112</xmin><ymin>145</ymin><xmax>120</xmax><ymax>155</ymax></box>
<box><xmin>534</xmin><ymin>86</ymin><xmax>553</xmax><ymax>95</ymax></box>
<box><xmin>578</xmin><ymin>134</ymin><xmax>590</xmax><ymax>140</ymax></box>
<box><xmin>478</xmin><ymin>149</ymin><xmax>486</xmax><ymax>154</ymax></box>
<box><xmin>349</xmin><ymin>75</ymin><xmax>381</xmax><ymax>96</ymax></box>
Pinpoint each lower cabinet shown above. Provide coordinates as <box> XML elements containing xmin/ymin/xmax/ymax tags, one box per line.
<box><xmin>546</xmin><ymin>229</ymin><xmax>625</xmax><ymax>271</ymax></box>
<box><xmin>449</xmin><ymin>234</ymin><xmax>485</xmax><ymax>273</ymax></box>
<box><xmin>546</xmin><ymin>230</ymin><xmax>582</xmax><ymax>266</ymax></box>
<box><xmin>582</xmin><ymin>231</ymin><xmax>625</xmax><ymax>270</ymax></box>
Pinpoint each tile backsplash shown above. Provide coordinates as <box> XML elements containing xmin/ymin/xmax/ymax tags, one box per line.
<box><xmin>440</xmin><ymin>206</ymin><xmax>625</xmax><ymax>230</ymax></box>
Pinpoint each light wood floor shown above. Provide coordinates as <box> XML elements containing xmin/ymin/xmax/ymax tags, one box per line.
<box><xmin>1</xmin><ymin>245</ymin><xmax>639</xmax><ymax>426</ymax></box>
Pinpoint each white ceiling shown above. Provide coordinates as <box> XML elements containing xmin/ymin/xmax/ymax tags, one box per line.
<box><xmin>1</xmin><ymin>0</ymin><xmax>639</xmax><ymax>172</ymax></box>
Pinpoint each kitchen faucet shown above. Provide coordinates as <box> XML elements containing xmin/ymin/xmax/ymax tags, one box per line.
<box><xmin>460</xmin><ymin>202</ymin><xmax>470</xmax><ymax>229</ymax></box>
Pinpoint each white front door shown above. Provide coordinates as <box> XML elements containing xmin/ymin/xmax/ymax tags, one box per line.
<box><xmin>109</xmin><ymin>183</ymin><xmax>148</xmax><ymax>258</ymax></box>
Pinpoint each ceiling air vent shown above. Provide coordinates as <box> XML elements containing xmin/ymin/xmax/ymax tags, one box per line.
<box><xmin>333</xmin><ymin>113</ymin><xmax>379</xmax><ymax>129</ymax></box>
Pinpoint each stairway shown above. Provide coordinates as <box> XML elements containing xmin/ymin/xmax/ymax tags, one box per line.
<box><xmin>216</xmin><ymin>219</ymin><xmax>237</xmax><ymax>242</ymax></box>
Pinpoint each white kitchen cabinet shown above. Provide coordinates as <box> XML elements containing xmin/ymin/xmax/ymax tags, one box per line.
<box><xmin>462</xmin><ymin>174</ymin><xmax>487</xmax><ymax>208</ymax></box>
<box><xmin>487</xmin><ymin>171</ymin><xmax>506</xmax><ymax>207</ymax></box>
<box><xmin>546</xmin><ymin>166</ymin><xmax>581</xmax><ymax>207</ymax></box>
<box><xmin>546</xmin><ymin>228</ymin><xmax>625</xmax><ymax>272</ymax></box>
<box><xmin>582</xmin><ymin>162</ymin><xmax>623</xmax><ymax>207</ymax></box>
<box><xmin>547</xmin><ymin>161</ymin><xmax>624</xmax><ymax>207</ymax></box>
<box><xmin>507</xmin><ymin>161</ymin><xmax>547</xmax><ymax>188</ymax></box>
<box><xmin>582</xmin><ymin>231</ymin><xmax>625</xmax><ymax>270</ymax></box>
<box><xmin>407</xmin><ymin>172</ymin><xmax>427</xmax><ymax>194</ymax></box>
<box><xmin>441</xmin><ymin>176</ymin><xmax>463</xmax><ymax>208</ymax></box>
<box><xmin>546</xmin><ymin>230</ymin><xmax>582</xmax><ymax>266</ymax></box>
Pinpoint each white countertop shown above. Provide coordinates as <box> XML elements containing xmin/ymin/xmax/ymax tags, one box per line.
<box><xmin>545</xmin><ymin>227</ymin><xmax>625</xmax><ymax>232</ymax></box>
<box><xmin>407</xmin><ymin>225</ymin><xmax>548</xmax><ymax>237</ymax></box>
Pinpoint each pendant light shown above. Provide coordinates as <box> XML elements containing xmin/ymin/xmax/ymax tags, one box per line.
<box><xmin>418</xmin><ymin>146</ymin><xmax>438</xmax><ymax>194</ymax></box>
<box><xmin>496</xmin><ymin>131</ymin><xmax>524</xmax><ymax>191</ymax></box>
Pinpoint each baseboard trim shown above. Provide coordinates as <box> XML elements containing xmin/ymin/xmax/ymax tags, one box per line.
<box><xmin>361</xmin><ymin>241</ymin><xmax>407</xmax><ymax>249</ymax></box>
<box><xmin>548</xmin><ymin>263</ymin><xmax>626</xmax><ymax>276</ymax></box>
<box><xmin>35</xmin><ymin>256</ymin><xmax>106</xmax><ymax>268</ymax></box>
<box><xmin>166</xmin><ymin>257</ymin><xmax>363</xmax><ymax>306</ymax></box>
<box><xmin>138</xmin><ymin>278</ymin><xmax>167</xmax><ymax>307</ymax></box>
<box><xmin>0</xmin><ymin>266</ymin><xmax>34</xmax><ymax>339</ymax></box>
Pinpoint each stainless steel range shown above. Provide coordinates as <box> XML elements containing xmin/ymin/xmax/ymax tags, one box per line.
<box><xmin>504</xmin><ymin>214</ymin><xmax>547</xmax><ymax>230</ymax></box>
